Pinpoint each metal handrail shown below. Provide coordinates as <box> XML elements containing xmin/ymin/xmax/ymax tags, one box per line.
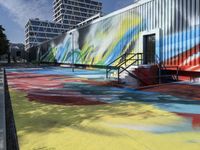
<box><xmin>105</xmin><ymin>53</ymin><xmax>128</xmax><ymax>77</ymax></box>
<box><xmin>117</xmin><ymin>53</ymin><xmax>143</xmax><ymax>68</ymax></box>
<box><xmin>117</xmin><ymin>53</ymin><xmax>137</xmax><ymax>67</ymax></box>
<box><xmin>107</xmin><ymin>53</ymin><xmax>127</xmax><ymax>67</ymax></box>
<box><xmin>154</xmin><ymin>55</ymin><xmax>180</xmax><ymax>82</ymax></box>
<box><xmin>117</xmin><ymin>53</ymin><xmax>143</xmax><ymax>83</ymax></box>
<box><xmin>161</xmin><ymin>66</ymin><xmax>180</xmax><ymax>81</ymax></box>
<box><xmin>106</xmin><ymin>53</ymin><xmax>129</xmax><ymax>78</ymax></box>
<box><xmin>106</xmin><ymin>53</ymin><xmax>143</xmax><ymax>82</ymax></box>
<box><xmin>108</xmin><ymin>53</ymin><xmax>143</xmax><ymax>68</ymax></box>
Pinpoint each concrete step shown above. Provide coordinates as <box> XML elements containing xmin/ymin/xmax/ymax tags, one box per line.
<box><xmin>118</xmin><ymin>65</ymin><xmax>139</xmax><ymax>86</ymax></box>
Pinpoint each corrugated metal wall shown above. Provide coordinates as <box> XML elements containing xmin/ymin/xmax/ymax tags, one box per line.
<box><xmin>122</xmin><ymin>0</ymin><xmax>200</xmax><ymax>66</ymax></box>
<box><xmin>138</xmin><ymin>0</ymin><xmax>200</xmax><ymax>66</ymax></box>
<box><xmin>39</xmin><ymin>0</ymin><xmax>200</xmax><ymax>68</ymax></box>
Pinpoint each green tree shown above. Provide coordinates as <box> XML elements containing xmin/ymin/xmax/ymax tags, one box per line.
<box><xmin>0</xmin><ymin>25</ymin><xmax>9</xmax><ymax>56</ymax></box>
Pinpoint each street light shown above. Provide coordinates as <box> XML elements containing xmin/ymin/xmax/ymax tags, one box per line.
<box><xmin>70</xmin><ymin>32</ymin><xmax>74</xmax><ymax>72</ymax></box>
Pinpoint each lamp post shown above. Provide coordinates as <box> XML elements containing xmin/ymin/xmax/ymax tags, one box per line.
<box><xmin>70</xmin><ymin>32</ymin><xmax>75</xmax><ymax>72</ymax></box>
<box><xmin>37</xmin><ymin>46</ymin><xmax>41</xmax><ymax>66</ymax></box>
<box><xmin>8</xmin><ymin>43</ymin><xmax>11</xmax><ymax>64</ymax></box>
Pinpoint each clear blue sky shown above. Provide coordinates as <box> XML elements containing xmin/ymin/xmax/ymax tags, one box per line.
<box><xmin>0</xmin><ymin>0</ymin><xmax>134</xmax><ymax>44</ymax></box>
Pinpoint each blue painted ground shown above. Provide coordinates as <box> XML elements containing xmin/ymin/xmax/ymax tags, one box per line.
<box><xmin>7</xmin><ymin>67</ymin><xmax>200</xmax><ymax>130</ymax></box>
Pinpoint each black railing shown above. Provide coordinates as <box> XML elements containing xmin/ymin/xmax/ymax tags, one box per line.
<box><xmin>106</xmin><ymin>53</ymin><xmax>143</xmax><ymax>82</ymax></box>
<box><xmin>161</xmin><ymin>66</ymin><xmax>180</xmax><ymax>81</ymax></box>
<box><xmin>154</xmin><ymin>55</ymin><xmax>180</xmax><ymax>83</ymax></box>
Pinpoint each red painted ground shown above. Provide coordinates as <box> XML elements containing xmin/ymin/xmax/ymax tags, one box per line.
<box><xmin>27</xmin><ymin>89</ymin><xmax>106</xmax><ymax>105</ymax></box>
<box><xmin>7</xmin><ymin>72</ymin><xmax>110</xmax><ymax>105</ymax></box>
<box><xmin>177</xmin><ymin>113</ymin><xmax>200</xmax><ymax>128</ymax></box>
<box><xmin>141</xmin><ymin>83</ymin><xmax>200</xmax><ymax>127</ymax></box>
<box><xmin>141</xmin><ymin>83</ymin><xmax>200</xmax><ymax>100</ymax></box>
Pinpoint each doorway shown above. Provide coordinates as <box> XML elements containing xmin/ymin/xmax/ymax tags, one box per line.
<box><xmin>143</xmin><ymin>34</ymin><xmax>156</xmax><ymax>64</ymax></box>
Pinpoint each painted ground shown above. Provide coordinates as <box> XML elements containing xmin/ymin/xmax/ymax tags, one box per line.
<box><xmin>6</xmin><ymin>67</ymin><xmax>200</xmax><ymax>150</ymax></box>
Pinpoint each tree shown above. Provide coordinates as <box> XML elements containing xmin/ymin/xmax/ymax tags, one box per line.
<box><xmin>0</xmin><ymin>25</ymin><xmax>9</xmax><ymax>56</ymax></box>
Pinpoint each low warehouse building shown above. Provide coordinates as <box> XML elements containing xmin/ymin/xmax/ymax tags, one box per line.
<box><xmin>32</xmin><ymin>0</ymin><xmax>200</xmax><ymax>84</ymax></box>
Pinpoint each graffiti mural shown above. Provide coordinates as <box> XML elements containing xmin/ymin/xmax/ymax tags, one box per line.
<box><xmin>40</xmin><ymin>33</ymin><xmax>73</xmax><ymax>63</ymax></box>
<box><xmin>78</xmin><ymin>13</ymin><xmax>142</xmax><ymax>65</ymax></box>
<box><xmin>39</xmin><ymin>0</ymin><xmax>200</xmax><ymax>70</ymax></box>
<box><xmin>40</xmin><ymin>10</ymin><xmax>143</xmax><ymax>65</ymax></box>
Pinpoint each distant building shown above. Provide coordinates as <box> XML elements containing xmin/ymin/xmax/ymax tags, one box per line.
<box><xmin>25</xmin><ymin>0</ymin><xmax>102</xmax><ymax>51</ymax></box>
<box><xmin>25</xmin><ymin>19</ymin><xmax>68</xmax><ymax>50</ymax></box>
<box><xmin>10</xmin><ymin>43</ymin><xmax>26</xmax><ymax>61</ymax></box>
<box><xmin>53</xmin><ymin>0</ymin><xmax>102</xmax><ymax>29</ymax></box>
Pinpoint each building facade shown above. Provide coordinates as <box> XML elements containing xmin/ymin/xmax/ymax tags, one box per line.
<box><xmin>53</xmin><ymin>0</ymin><xmax>102</xmax><ymax>29</ymax></box>
<box><xmin>37</xmin><ymin>0</ymin><xmax>200</xmax><ymax>75</ymax></box>
<box><xmin>25</xmin><ymin>0</ymin><xmax>102</xmax><ymax>51</ymax></box>
<box><xmin>25</xmin><ymin>19</ymin><xmax>68</xmax><ymax>50</ymax></box>
<box><xmin>10</xmin><ymin>43</ymin><xmax>26</xmax><ymax>62</ymax></box>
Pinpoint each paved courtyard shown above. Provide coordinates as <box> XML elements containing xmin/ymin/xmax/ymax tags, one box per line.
<box><xmin>6</xmin><ymin>67</ymin><xmax>200</xmax><ymax>150</ymax></box>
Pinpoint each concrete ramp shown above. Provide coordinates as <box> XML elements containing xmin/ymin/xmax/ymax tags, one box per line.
<box><xmin>0</xmin><ymin>69</ymin><xmax>6</xmax><ymax>150</ymax></box>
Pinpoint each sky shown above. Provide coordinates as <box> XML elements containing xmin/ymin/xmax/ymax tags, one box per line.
<box><xmin>0</xmin><ymin>0</ymin><xmax>134</xmax><ymax>44</ymax></box>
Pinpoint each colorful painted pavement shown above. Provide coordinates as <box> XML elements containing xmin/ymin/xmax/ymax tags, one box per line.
<box><xmin>6</xmin><ymin>67</ymin><xmax>200</xmax><ymax>150</ymax></box>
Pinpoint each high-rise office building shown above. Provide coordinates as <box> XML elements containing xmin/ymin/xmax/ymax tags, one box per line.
<box><xmin>25</xmin><ymin>0</ymin><xmax>102</xmax><ymax>51</ymax></box>
<box><xmin>25</xmin><ymin>18</ymin><xmax>68</xmax><ymax>50</ymax></box>
<box><xmin>53</xmin><ymin>0</ymin><xmax>102</xmax><ymax>29</ymax></box>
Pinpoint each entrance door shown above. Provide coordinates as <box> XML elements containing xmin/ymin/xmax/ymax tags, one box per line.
<box><xmin>144</xmin><ymin>34</ymin><xmax>156</xmax><ymax>64</ymax></box>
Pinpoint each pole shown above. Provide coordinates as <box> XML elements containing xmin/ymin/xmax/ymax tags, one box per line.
<box><xmin>176</xmin><ymin>67</ymin><xmax>179</xmax><ymax>81</ymax></box>
<box><xmin>118</xmin><ymin>68</ymin><xmax>120</xmax><ymax>83</ymax></box>
<box><xmin>71</xmin><ymin>32</ymin><xmax>75</xmax><ymax>72</ymax></box>
<box><xmin>106</xmin><ymin>68</ymin><xmax>108</xmax><ymax>78</ymax></box>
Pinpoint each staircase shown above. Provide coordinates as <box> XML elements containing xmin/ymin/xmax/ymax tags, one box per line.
<box><xmin>119</xmin><ymin>66</ymin><xmax>139</xmax><ymax>85</ymax></box>
<box><xmin>106</xmin><ymin>53</ymin><xmax>143</xmax><ymax>85</ymax></box>
<box><xmin>106</xmin><ymin>53</ymin><xmax>192</xmax><ymax>86</ymax></box>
